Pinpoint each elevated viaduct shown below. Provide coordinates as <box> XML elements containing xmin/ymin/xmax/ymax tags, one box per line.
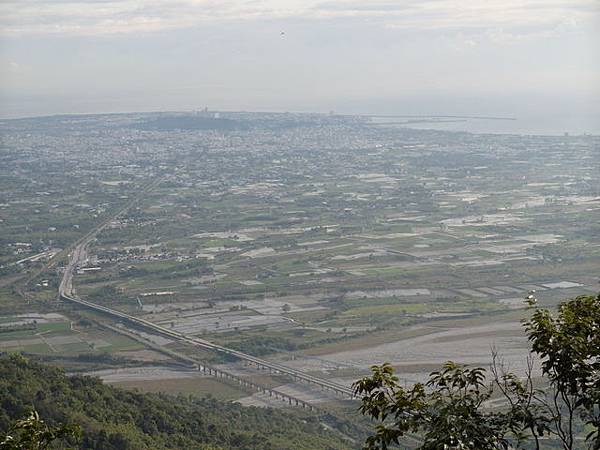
<box><xmin>59</xmin><ymin>291</ymin><xmax>355</xmax><ymax>399</ymax></box>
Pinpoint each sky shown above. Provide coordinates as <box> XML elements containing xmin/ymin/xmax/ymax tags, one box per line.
<box><xmin>1</xmin><ymin>0</ymin><xmax>599</xmax><ymax>127</ymax></box>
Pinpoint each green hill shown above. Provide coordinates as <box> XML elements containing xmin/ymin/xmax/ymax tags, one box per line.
<box><xmin>0</xmin><ymin>354</ymin><xmax>351</xmax><ymax>450</ymax></box>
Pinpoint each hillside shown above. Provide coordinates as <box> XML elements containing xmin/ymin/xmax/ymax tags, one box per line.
<box><xmin>0</xmin><ymin>354</ymin><xmax>351</xmax><ymax>450</ymax></box>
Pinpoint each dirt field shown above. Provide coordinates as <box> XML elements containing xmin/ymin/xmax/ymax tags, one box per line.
<box><xmin>275</xmin><ymin>320</ymin><xmax>532</xmax><ymax>386</ymax></box>
<box><xmin>85</xmin><ymin>366</ymin><xmax>248</xmax><ymax>400</ymax></box>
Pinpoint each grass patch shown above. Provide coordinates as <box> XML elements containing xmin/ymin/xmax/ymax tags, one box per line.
<box><xmin>20</xmin><ymin>343</ymin><xmax>54</xmax><ymax>354</ymax></box>
<box><xmin>56</xmin><ymin>342</ymin><xmax>93</xmax><ymax>353</ymax></box>
<box><xmin>113</xmin><ymin>377</ymin><xmax>247</xmax><ymax>401</ymax></box>
<box><xmin>105</xmin><ymin>335</ymin><xmax>144</xmax><ymax>352</ymax></box>
<box><xmin>37</xmin><ymin>321</ymin><xmax>71</xmax><ymax>334</ymax></box>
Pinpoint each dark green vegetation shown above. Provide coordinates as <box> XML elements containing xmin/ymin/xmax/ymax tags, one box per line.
<box><xmin>0</xmin><ymin>410</ymin><xmax>80</xmax><ymax>450</ymax></box>
<box><xmin>526</xmin><ymin>294</ymin><xmax>600</xmax><ymax>449</ymax></box>
<box><xmin>354</xmin><ymin>294</ymin><xmax>600</xmax><ymax>450</ymax></box>
<box><xmin>0</xmin><ymin>354</ymin><xmax>350</xmax><ymax>450</ymax></box>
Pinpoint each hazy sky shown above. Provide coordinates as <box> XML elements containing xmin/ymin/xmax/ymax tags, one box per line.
<box><xmin>1</xmin><ymin>0</ymin><xmax>599</xmax><ymax>120</ymax></box>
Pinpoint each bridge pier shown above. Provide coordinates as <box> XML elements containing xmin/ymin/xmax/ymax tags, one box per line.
<box><xmin>59</xmin><ymin>292</ymin><xmax>356</xmax><ymax>403</ymax></box>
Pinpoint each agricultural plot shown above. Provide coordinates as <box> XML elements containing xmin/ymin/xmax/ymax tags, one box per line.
<box><xmin>1</xmin><ymin>112</ymin><xmax>598</xmax><ymax>404</ymax></box>
<box><xmin>0</xmin><ymin>312</ymin><xmax>143</xmax><ymax>356</ymax></box>
<box><xmin>85</xmin><ymin>366</ymin><xmax>249</xmax><ymax>401</ymax></box>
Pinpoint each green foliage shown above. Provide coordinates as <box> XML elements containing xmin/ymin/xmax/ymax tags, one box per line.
<box><xmin>87</xmin><ymin>286</ymin><xmax>126</xmax><ymax>303</ymax></box>
<box><xmin>0</xmin><ymin>410</ymin><xmax>80</xmax><ymax>450</ymax></box>
<box><xmin>525</xmin><ymin>293</ymin><xmax>600</xmax><ymax>449</ymax></box>
<box><xmin>354</xmin><ymin>362</ymin><xmax>516</xmax><ymax>449</ymax></box>
<box><xmin>227</xmin><ymin>335</ymin><xmax>298</xmax><ymax>356</ymax></box>
<box><xmin>489</xmin><ymin>360</ymin><xmax>552</xmax><ymax>449</ymax></box>
<box><xmin>355</xmin><ymin>293</ymin><xmax>600</xmax><ymax>450</ymax></box>
<box><xmin>0</xmin><ymin>354</ymin><xmax>348</xmax><ymax>450</ymax></box>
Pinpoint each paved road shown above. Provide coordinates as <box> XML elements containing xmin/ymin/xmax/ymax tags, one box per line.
<box><xmin>58</xmin><ymin>176</ymin><xmax>355</xmax><ymax>399</ymax></box>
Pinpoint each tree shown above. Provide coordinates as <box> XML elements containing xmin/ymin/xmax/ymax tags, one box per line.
<box><xmin>0</xmin><ymin>410</ymin><xmax>80</xmax><ymax>450</ymax></box>
<box><xmin>354</xmin><ymin>293</ymin><xmax>600</xmax><ymax>450</ymax></box>
<box><xmin>525</xmin><ymin>293</ymin><xmax>600</xmax><ymax>449</ymax></box>
<box><xmin>488</xmin><ymin>352</ymin><xmax>551</xmax><ymax>450</ymax></box>
<box><xmin>354</xmin><ymin>362</ymin><xmax>532</xmax><ymax>449</ymax></box>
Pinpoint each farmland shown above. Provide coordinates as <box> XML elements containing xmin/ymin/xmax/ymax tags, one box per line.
<box><xmin>1</xmin><ymin>111</ymin><xmax>599</xmax><ymax>410</ymax></box>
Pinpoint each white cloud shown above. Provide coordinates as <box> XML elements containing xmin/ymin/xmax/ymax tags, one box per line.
<box><xmin>1</xmin><ymin>0</ymin><xmax>598</xmax><ymax>36</ymax></box>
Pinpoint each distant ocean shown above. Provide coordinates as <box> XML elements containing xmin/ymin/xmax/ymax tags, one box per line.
<box><xmin>387</xmin><ymin>114</ymin><xmax>600</xmax><ymax>136</ymax></box>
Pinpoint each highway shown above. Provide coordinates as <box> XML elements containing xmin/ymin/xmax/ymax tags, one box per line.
<box><xmin>57</xmin><ymin>177</ymin><xmax>355</xmax><ymax>399</ymax></box>
<box><xmin>59</xmin><ymin>290</ymin><xmax>354</xmax><ymax>397</ymax></box>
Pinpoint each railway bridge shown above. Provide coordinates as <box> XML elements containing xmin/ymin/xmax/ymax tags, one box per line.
<box><xmin>55</xmin><ymin>175</ymin><xmax>355</xmax><ymax>405</ymax></box>
<box><xmin>59</xmin><ymin>291</ymin><xmax>355</xmax><ymax>399</ymax></box>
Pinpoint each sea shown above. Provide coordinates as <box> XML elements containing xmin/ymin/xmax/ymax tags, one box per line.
<box><xmin>372</xmin><ymin>114</ymin><xmax>600</xmax><ymax>136</ymax></box>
